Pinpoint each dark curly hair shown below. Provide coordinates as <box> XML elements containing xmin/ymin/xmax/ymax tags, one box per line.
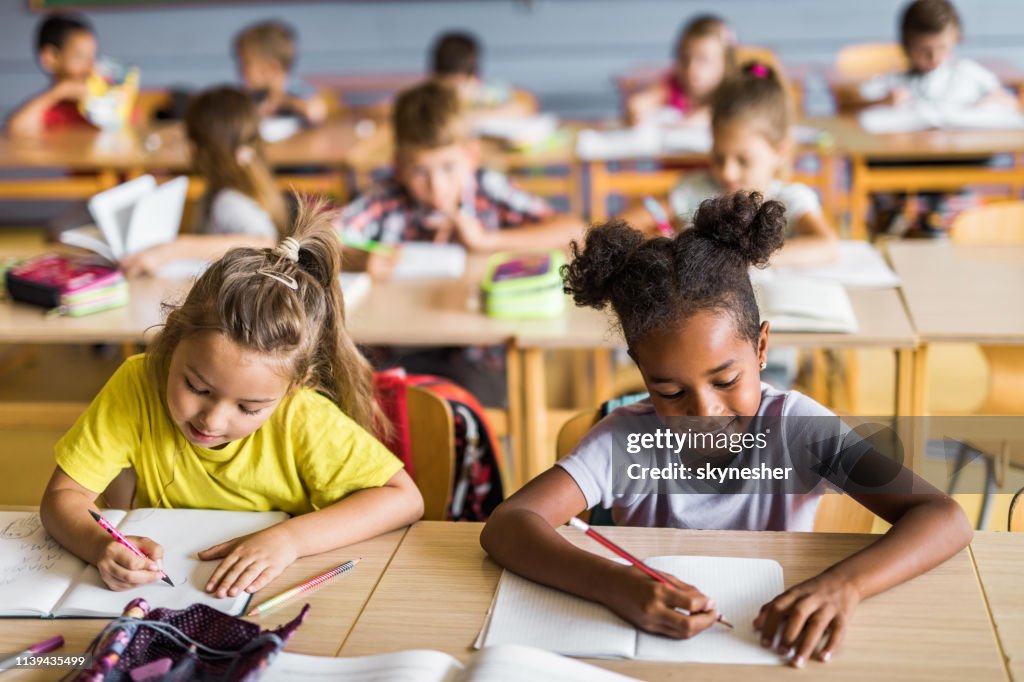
<box><xmin>562</xmin><ymin>191</ymin><xmax>785</xmax><ymax>350</ymax></box>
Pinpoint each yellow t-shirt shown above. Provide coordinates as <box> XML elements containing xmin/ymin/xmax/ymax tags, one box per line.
<box><xmin>55</xmin><ymin>354</ymin><xmax>403</xmax><ymax>515</ymax></box>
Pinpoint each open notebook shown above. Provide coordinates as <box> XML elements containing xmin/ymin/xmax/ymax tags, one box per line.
<box><xmin>766</xmin><ymin>241</ymin><xmax>900</xmax><ymax>289</ymax></box>
<box><xmin>0</xmin><ymin>509</ymin><xmax>286</xmax><ymax>618</ymax></box>
<box><xmin>753</xmin><ymin>277</ymin><xmax>858</xmax><ymax>334</ymax></box>
<box><xmin>479</xmin><ymin>556</ymin><xmax>784</xmax><ymax>665</ymax></box>
<box><xmin>263</xmin><ymin>645</ymin><xmax>639</xmax><ymax>682</ymax></box>
<box><xmin>859</xmin><ymin>104</ymin><xmax>1024</xmax><ymax>134</ymax></box>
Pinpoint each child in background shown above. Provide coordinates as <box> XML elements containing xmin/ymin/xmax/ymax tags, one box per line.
<box><xmin>630</xmin><ymin>62</ymin><xmax>837</xmax><ymax>268</ymax></box>
<box><xmin>844</xmin><ymin>0</ymin><xmax>1015</xmax><ymax>110</ymax></box>
<box><xmin>429</xmin><ymin>31</ymin><xmax>535</xmax><ymax>119</ymax></box>
<box><xmin>234</xmin><ymin>20</ymin><xmax>328</xmax><ymax>125</ymax></box>
<box><xmin>120</xmin><ymin>86</ymin><xmax>289</xmax><ymax>276</ymax></box>
<box><xmin>625</xmin><ymin>14</ymin><xmax>736</xmax><ymax>127</ymax></box>
<box><xmin>338</xmin><ymin>80</ymin><xmax>582</xmax><ymax>277</ymax></box>
<box><xmin>481</xmin><ymin>193</ymin><xmax>972</xmax><ymax>668</ymax></box>
<box><xmin>7</xmin><ymin>13</ymin><xmax>97</xmax><ymax>135</ymax></box>
<box><xmin>840</xmin><ymin>0</ymin><xmax>1016</xmax><ymax>236</ymax></box>
<box><xmin>41</xmin><ymin>206</ymin><xmax>423</xmax><ymax>596</ymax></box>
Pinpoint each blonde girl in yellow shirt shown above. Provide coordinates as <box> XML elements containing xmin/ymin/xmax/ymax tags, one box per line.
<box><xmin>40</xmin><ymin>204</ymin><xmax>424</xmax><ymax>598</ymax></box>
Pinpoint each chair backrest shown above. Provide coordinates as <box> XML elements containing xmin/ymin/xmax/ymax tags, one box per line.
<box><xmin>406</xmin><ymin>385</ymin><xmax>455</xmax><ymax>521</ymax></box>
<box><xmin>556</xmin><ymin>407</ymin><xmax>876</xmax><ymax>533</ymax></box>
<box><xmin>1010</xmin><ymin>485</ymin><xmax>1024</xmax><ymax>531</ymax></box>
<box><xmin>951</xmin><ymin>201</ymin><xmax>1024</xmax><ymax>244</ymax></box>
<box><xmin>835</xmin><ymin>42</ymin><xmax>908</xmax><ymax>79</ymax></box>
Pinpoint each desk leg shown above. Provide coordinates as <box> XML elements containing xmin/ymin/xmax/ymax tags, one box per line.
<box><xmin>505</xmin><ymin>341</ymin><xmax>524</xmax><ymax>493</ymax></box>
<box><xmin>568</xmin><ymin>160</ymin><xmax>584</xmax><ymax>218</ymax></box>
<box><xmin>912</xmin><ymin>344</ymin><xmax>929</xmax><ymax>418</ymax></box>
<box><xmin>895</xmin><ymin>348</ymin><xmax>915</xmax><ymax>417</ymax></box>
<box><xmin>589</xmin><ymin>162</ymin><xmax>610</xmax><ymax>222</ymax></box>
<box><xmin>850</xmin><ymin>155</ymin><xmax>869</xmax><ymax>240</ymax></box>
<box><xmin>522</xmin><ymin>348</ymin><xmax>549</xmax><ymax>489</ymax></box>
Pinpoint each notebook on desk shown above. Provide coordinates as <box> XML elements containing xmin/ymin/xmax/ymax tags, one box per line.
<box><xmin>859</xmin><ymin>104</ymin><xmax>1024</xmax><ymax>133</ymax></box>
<box><xmin>752</xmin><ymin>276</ymin><xmax>859</xmax><ymax>333</ymax></box>
<box><xmin>0</xmin><ymin>508</ymin><xmax>286</xmax><ymax>618</ymax></box>
<box><xmin>263</xmin><ymin>645</ymin><xmax>640</xmax><ymax>682</ymax></box>
<box><xmin>478</xmin><ymin>556</ymin><xmax>784</xmax><ymax>664</ymax></box>
<box><xmin>59</xmin><ymin>174</ymin><xmax>189</xmax><ymax>263</ymax></box>
<box><xmin>767</xmin><ymin>241</ymin><xmax>900</xmax><ymax>289</ymax></box>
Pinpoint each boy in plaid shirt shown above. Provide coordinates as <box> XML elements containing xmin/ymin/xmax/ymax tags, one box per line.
<box><xmin>338</xmin><ymin>80</ymin><xmax>581</xmax><ymax>276</ymax></box>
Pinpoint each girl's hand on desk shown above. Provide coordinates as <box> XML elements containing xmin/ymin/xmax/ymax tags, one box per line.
<box><xmin>199</xmin><ymin>526</ymin><xmax>298</xmax><ymax>599</ymax></box>
<box><xmin>98</xmin><ymin>535</ymin><xmax>165</xmax><ymax>591</ymax></box>
<box><xmin>754</xmin><ymin>572</ymin><xmax>860</xmax><ymax>668</ymax></box>
<box><xmin>366</xmin><ymin>249</ymin><xmax>401</xmax><ymax>280</ymax></box>
<box><xmin>120</xmin><ymin>243</ymin><xmax>177</xmax><ymax>278</ymax></box>
<box><xmin>601</xmin><ymin>564</ymin><xmax>720</xmax><ymax>640</ymax></box>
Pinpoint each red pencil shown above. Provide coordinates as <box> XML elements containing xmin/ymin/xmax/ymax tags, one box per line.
<box><xmin>567</xmin><ymin>516</ymin><xmax>733</xmax><ymax>628</ymax></box>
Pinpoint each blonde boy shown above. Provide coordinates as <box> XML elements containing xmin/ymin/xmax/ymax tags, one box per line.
<box><xmin>233</xmin><ymin>20</ymin><xmax>327</xmax><ymax>125</ymax></box>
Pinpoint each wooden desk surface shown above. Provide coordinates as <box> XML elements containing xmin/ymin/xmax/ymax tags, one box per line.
<box><xmin>0</xmin><ymin>509</ymin><xmax>406</xmax><ymax>681</ymax></box>
<box><xmin>515</xmin><ymin>287</ymin><xmax>917</xmax><ymax>350</ymax></box>
<box><xmin>888</xmin><ymin>242</ymin><xmax>1024</xmax><ymax>344</ymax></box>
<box><xmin>970</xmin><ymin>532</ymin><xmax>1024</xmax><ymax>682</ymax></box>
<box><xmin>815</xmin><ymin>115</ymin><xmax>1024</xmax><ymax>160</ymax></box>
<box><xmin>0</xmin><ymin>118</ymin><xmax>375</xmax><ymax>173</ymax></box>
<box><xmin>340</xmin><ymin>521</ymin><xmax>1002</xmax><ymax>681</ymax></box>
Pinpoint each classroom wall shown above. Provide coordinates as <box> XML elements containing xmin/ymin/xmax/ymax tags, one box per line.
<box><xmin>1</xmin><ymin>0</ymin><xmax>1023</xmax><ymax>120</ymax></box>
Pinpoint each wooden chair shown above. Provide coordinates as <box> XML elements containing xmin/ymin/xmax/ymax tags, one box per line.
<box><xmin>835</xmin><ymin>43</ymin><xmax>908</xmax><ymax>80</ymax></box>
<box><xmin>945</xmin><ymin>203</ymin><xmax>1024</xmax><ymax>528</ymax></box>
<box><xmin>556</xmin><ymin>408</ymin><xmax>876</xmax><ymax>533</ymax></box>
<box><xmin>406</xmin><ymin>385</ymin><xmax>456</xmax><ymax>521</ymax></box>
<box><xmin>1010</xmin><ymin>485</ymin><xmax>1024</xmax><ymax>531</ymax></box>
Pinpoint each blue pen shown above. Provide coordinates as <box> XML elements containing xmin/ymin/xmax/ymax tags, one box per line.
<box><xmin>643</xmin><ymin>196</ymin><xmax>674</xmax><ymax>236</ymax></box>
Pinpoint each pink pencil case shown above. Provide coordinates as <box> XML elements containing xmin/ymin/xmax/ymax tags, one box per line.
<box><xmin>5</xmin><ymin>253</ymin><xmax>128</xmax><ymax>315</ymax></box>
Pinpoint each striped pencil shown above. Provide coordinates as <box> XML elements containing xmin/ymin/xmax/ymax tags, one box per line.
<box><xmin>246</xmin><ymin>558</ymin><xmax>361</xmax><ymax>617</ymax></box>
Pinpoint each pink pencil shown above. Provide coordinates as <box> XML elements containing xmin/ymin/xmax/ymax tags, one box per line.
<box><xmin>247</xmin><ymin>558</ymin><xmax>361</xmax><ymax>617</ymax></box>
<box><xmin>568</xmin><ymin>517</ymin><xmax>733</xmax><ymax>628</ymax></box>
<box><xmin>89</xmin><ymin>510</ymin><xmax>174</xmax><ymax>586</ymax></box>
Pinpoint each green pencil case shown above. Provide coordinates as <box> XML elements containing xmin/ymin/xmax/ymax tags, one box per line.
<box><xmin>481</xmin><ymin>251</ymin><xmax>566</xmax><ymax>319</ymax></box>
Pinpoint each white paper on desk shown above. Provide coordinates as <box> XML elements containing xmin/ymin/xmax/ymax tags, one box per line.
<box><xmin>576</xmin><ymin>127</ymin><xmax>662</xmax><ymax>160</ymax></box>
<box><xmin>660</xmin><ymin>125</ymin><xmax>712</xmax><ymax>153</ymax></box>
<box><xmin>859</xmin><ymin>104</ymin><xmax>1024</xmax><ymax>133</ymax></box>
<box><xmin>53</xmin><ymin>508</ymin><xmax>286</xmax><ymax>617</ymax></box>
<box><xmin>634</xmin><ymin>556</ymin><xmax>783</xmax><ymax>664</ymax></box>
<box><xmin>753</xmin><ymin>276</ymin><xmax>859</xmax><ymax>334</ymax></box>
<box><xmin>261</xmin><ymin>649</ymin><xmax>459</xmax><ymax>682</ymax></box>
<box><xmin>156</xmin><ymin>259</ymin><xmax>209</xmax><ymax>280</ymax></box>
<box><xmin>340</xmin><ymin>272</ymin><xmax>371</xmax><ymax>309</ymax></box>
<box><xmin>260</xmin><ymin>116</ymin><xmax>303</xmax><ymax>143</ymax></box>
<box><xmin>393</xmin><ymin>242</ymin><xmax>467</xmax><ymax>280</ymax></box>
<box><xmin>767</xmin><ymin>241</ymin><xmax>900</xmax><ymax>288</ymax></box>
<box><xmin>473</xmin><ymin>114</ymin><xmax>559</xmax><ymax>145</ymax></box>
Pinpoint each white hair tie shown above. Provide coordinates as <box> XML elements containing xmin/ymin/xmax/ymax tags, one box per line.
<box><xmin>274</xmin><ymin>237</ymin><xmax>301</xmax><ymax>263</ymax></box>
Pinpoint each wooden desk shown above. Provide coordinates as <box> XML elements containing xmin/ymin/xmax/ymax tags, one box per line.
<box><xmin>816</xmin><ymin>117</ymin><xmax>1024</xmax><ymax>239</ymax></box>
<box><xmin>340</xmin><ymin>521</ymin><xmax>1004</xmax><ymax>681</ymax></box>
<box><xmin>514</xmin><ymin>286</ymin><xmax>920</xmax><ymax>483</ymax></box>
<box><xmin>888</xmin><ymin>242</ymin><xmax>1024</xmax><ymax>416</ymax></box>
<box><xmin>971</xmin><ymin>532</ymin><xmax>1024</xmax><ymax>681</ymax></box>
<box><xmin>0</xmin><ymin>507</ymin><xmax>407</xmax><ymax>681</ymax></box>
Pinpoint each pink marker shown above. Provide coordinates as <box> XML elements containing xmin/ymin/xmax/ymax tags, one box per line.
<box><xmin>0</xmin><ymin>635</ymin><xmax>64</xmax><ymax>671</ymax></box>
<box><xmin>89</xmin><ymin>510</ymin><xmax>174</xmax><ymax>586</ymax></box>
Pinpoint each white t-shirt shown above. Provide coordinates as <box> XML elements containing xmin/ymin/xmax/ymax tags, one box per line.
<box><xmin>858</xmin><ymin>58</ymin><xmax>1002</xmax><ymax>107</ymax></box>
<box><xmin>556</xmin><ymin>384</ymin><xmax>854</xmax><ymax>532</ymax></box>
<box><xmin>667</xmin><ymin>172</ymin><xmax>821</xmax><ymax>238</ymax></box>
<box><xmin>205</xmin><ymin>189</ymin><xmax>278</xmax><ymax>239</ymax></box>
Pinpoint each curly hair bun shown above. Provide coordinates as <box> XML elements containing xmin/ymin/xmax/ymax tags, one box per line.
<box><xmin>690</xmin><ymin>191</ymin><xmax>785</xmax><ymax>267</ymax></box>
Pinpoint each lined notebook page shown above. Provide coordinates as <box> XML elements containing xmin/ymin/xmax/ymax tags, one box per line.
<box><xmin>482</xmin><ymin>570</ymin><xmax>636</xmax><ymax>658</ymax></box>
<box><xmin>262</xmin><ymin>650</ymin><xmax>459</xmax><ymax>682</ymax></box>
<box><xmin>0</xmin><ymin>510</ymin><xmax>124</xmax><ymax>617</ymax></box>
<box><xmin>54</xmin><ymin>508</ymin><xmax>287</xmax><ymax>617</ymax></box>
<box><xmin>635</xmin><ymin>556</ymin><xmax>784</xmax><ymax>664</ymax></box>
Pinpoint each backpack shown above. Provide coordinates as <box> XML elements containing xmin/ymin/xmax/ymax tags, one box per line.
<box><xmin>373</xmin><ymin>369</ymin><xmax>505</xmax><ymax>521</ymax></box>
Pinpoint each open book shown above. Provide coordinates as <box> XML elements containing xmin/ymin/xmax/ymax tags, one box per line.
<box><xmin>479</xmin><ymin>556</ymin><xmax>784</xmax><ymax>664</ymax></box>
<box><xmin>263</xmin><ymin>645</ymin><xmax>639</xmax><ymax>682</ymax></box>
<box><xmin>393</xmin><ymin>242</ymin><xmax>467</xmax><ymax>280</ymax></box>
<box><xmin>753</xmin><ymin>277</ymin><xmax>858</xmax><ymax>333</ymax></box>
<box><xmin>59</xmin><ymin>174</ymin><xmax>189</xmax><ymax>262</ymax></box>
<box><xmin>859</xmin><ymin>104</ymin><xmax>1024</xmax><ymax>134</ymax></box>
<box><xmin>765</xmin><ymin>241</ymin><xmax>900</xmax><ymax>289</ymax></box>
<box><xmin>0</xmin><ymin>508</ymin><xmax>286</xmax><ymax>618</ymax></box>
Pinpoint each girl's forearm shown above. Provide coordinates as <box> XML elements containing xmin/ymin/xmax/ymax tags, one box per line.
<box><xmin>819</xmin><ymin>497</ymin><xmax>971</xmax><ymax>600</ymax></box>
<box><xmin>480</xmin><ymin>507</ymin><xmax>626</xmax><ymax>606</ymax></box>
<box><xmin>40</xmin><ymin>489</ymin><xmax>111</xmax><ymax>566</ymax></box>
<box><xmin>273</xmin><ymin>485</ymin><xmax>422</xmax><ymax>558</ymax></box>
